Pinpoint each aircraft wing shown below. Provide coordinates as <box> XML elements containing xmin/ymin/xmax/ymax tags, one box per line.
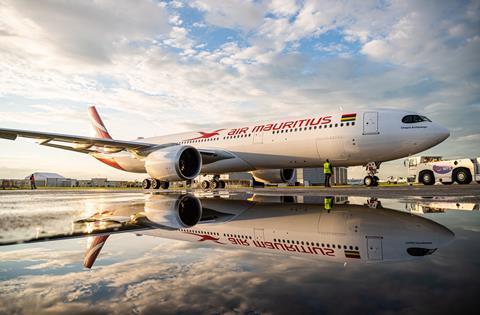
<box><xmin>0</xmin><ymin>127</ymin><xmax>173</xmax><ymax>154</ymax></box>
<box><xmin>0</xmin><ymin>127</ymin><xmax>237</xmax><ymax>164</ymax></box>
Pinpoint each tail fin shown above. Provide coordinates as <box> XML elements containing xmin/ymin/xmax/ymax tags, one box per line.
<box><xmin>84</xmin><ymin>235</ymin><xmax>109</xmax><ymax>269</ymax></box>
<box><xmin>88</xmin><ymin>106</ymin><xmax>112</xmax><ymax>139</ymax></box>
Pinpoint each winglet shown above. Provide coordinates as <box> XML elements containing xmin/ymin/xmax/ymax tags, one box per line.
<box><xmin>88</xmin><ymin>106</ymin><xmax>112</xmax><ymax>139</ymax></box>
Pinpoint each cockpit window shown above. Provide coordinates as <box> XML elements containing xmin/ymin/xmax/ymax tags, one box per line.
<box><xmin>402</xmin><ymin>115</ymin><xmax>431</xmax><ymax>123</ymax></box>
<box><xmin>407</xmin><ymin>247</ymin><xmax>437</xmax><ymax>256</ymax></box>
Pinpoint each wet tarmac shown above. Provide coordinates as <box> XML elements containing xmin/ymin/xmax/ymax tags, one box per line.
<box><xmin>1</xmin><ymin>190</ymin><xmax>479</xmax><ymax>314</ymax></box>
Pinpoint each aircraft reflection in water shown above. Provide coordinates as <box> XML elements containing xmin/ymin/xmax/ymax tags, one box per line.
<box><xmin>0</xmin><ymin>194</ymin><xmax>455</xmax><ymax>268</ymax></box>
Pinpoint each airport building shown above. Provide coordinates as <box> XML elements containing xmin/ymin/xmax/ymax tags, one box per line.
<box><xmin>24</xmin><ymin>172</ymin><xmax>76</xmax><ymax>187</ymax></box>
<box><xmin>1</xmin><ymin>173</ymin><xmax>140</xmax><ymax>189</ymax></box>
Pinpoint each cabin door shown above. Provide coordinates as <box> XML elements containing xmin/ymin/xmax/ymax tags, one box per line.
<box><xmin>366</xmin><ymin>236</ymin><xmax>383</xmax><ymax>260</ymax></box>
<box><xmin>363</xmin><ymin>112</ymin><xmax>379</xmax><ymax>135</ymax></box>
<box><xmin>253</xmin><ymin>131</ymin><xmax>263</xmax><ymax>144</ymax></box>
<box><xmin>254</xmin><ymin>228</ymin><xmax>265</xmax><ymax>241</ymax></box>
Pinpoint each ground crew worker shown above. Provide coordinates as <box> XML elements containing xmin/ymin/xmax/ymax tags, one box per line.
<box><xmin>29</xmin><ymin>174</ymin><xmax>36</xmax><ymax>190</ymax></box>
<box><xmin>324</xmin><ymin>196</ymin><xmax>334</xmax><ymax>212</ymax></box>
<box><xmin>323</xmin><ymin>159</ymin><xmax>333</xmax><ymax>187</ymax></box>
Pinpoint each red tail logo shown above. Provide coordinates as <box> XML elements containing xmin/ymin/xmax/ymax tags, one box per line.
<box><xmin>187</xmin><ymin>129</ymin><xmax>225</xmax><ymax>141</ymax></box>
<box><xmin>185</xmin><ymin>232</ymin><xmax>224</xmax><ymax>244</ymax></box>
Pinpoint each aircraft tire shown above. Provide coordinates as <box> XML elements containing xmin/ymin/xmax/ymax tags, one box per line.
<box><xmin>364</xmin><ymin>176</ymin><xmax>374</xmax><ymax>187</ymax></box>
<box><xmin>151</xmin><ymin>179</ymin><xmax>161</xmax><ymax>189</ymax></box>
<box><xmin>210</xmin><ymin>180</ymin><xmax>219</xmax><ymax>189</ymax></box>
<box><xmin>201</xmin><ymin>180</ymin><xmax>210</xmax><ymax>189</ymax></box>
<box><xmin>142</xmin><ymin>179</ymin><xmax>151</xmax><ymax>189</ymax></box>
<box><xmin>219</xmin><ymin>180</ymin><xmax>226</xmax><ymax>189</ymax></box>
<box><xmin>160</xmin><ymin>181</ymin><xmax>170</xmax><ymax>189</ymax></box>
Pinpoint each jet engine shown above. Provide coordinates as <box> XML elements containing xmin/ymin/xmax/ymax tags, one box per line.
<box><xmin>251</xmin><ymin>168</ymin><xmax>295</xmax><ymax>184</ymax></box>
<box><xmin>144</xmin><ymin>194</ymin><xmax>202</xmax><ymax>229</ymax></box>
<box><xmin>145</xmin><ymin>145</ymin><xmax>201</xmax><ymax>181</ymax></box>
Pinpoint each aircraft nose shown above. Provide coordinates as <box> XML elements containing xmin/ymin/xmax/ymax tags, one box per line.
<box><xmin>431</xmin><ymin>124</ymin><xmax>450</xmax><ymax>145</ymax></box>
<box><xmin>436</xmin><ymin>224</ymin><xmax>455</xmax><ymax>246</ymax></box>
<box><xmin>438</xmin><ymin>125</ymin><xmax>450</xmax><ymax>142</ymax></box>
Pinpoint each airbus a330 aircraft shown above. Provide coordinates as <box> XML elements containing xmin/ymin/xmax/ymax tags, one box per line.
<box><xmin>0</xmin><ymin>106</ymin><xmax>449</xmax><ymax>187</ymax></box>
<box><xmin>0</xmin><ymin>193</ymin><xmax>454</xmax><ymax>268</ymax></box>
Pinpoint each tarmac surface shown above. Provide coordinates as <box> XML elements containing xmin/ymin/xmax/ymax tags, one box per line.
<box><xmin>1</xmin><ymin>184</ymin><xmax>479</xmax><ymax>201</ymax></box>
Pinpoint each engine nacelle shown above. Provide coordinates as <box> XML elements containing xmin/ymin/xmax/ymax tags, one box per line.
<box><xmin>251</xmin><ymin>168</ymin><xmax>295</xmax><ymax>184</ymax></box>
<box><xmin>145</xmin><ymin>145</ymin><xmax>201</xmax><ymax>181</ymax></box>
<box><xmin>144</xmin><ymin>194</ymin><xmax>202</xmax><ymax>229</ymax></box>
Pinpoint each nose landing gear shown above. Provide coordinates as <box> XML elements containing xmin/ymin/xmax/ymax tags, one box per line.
<box><xmin>364</xmin><ymin>162</ymin><xmax>380</xmax><ymax>187</ymax></box>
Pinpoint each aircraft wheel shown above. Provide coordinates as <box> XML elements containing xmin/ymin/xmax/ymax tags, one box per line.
<box><xmin>210</xmin><ymin>180</ymin><xmax>219</xmax><ymax>189</ymax></box>
<box><xmin>364</xmin><ymin>176</ymin><xmax>374</xmax><ymax>187</ymax></box>
<box><xmin>373</xmin><ymin>176</ymin><xmax>379</xmax><ymax>186</ymax></box>
<box><xmin>151</xmin><ymin>179</ymin><xmax>161</xmax><ymax>189</ymax></box>
<box><xmin>454</xmin><ymin>168</ymin><xmax>472</xmax><ymax>185</ymax></box>
<box><xmin>142</xmin><ymin>179</ymin><xmax>151</xmax><ymax>189</ymax></box>
<box><xmin>201</xmin><ymin>180</ymin><xmax>210</xmax><ymax>189</ymax></box>
<box><xmin>419</xmin><ymin>171</ymin><xmax>435</xmax><ymax>185</ymax></box>
<box><xmin>219</xmin><ymin>180</ymin><xmax>226</xmax><ymax>189</ymax></box>
<box><xmin>160</xmin><ymin>181</ymin><xmax>170</xmax><ymax>189</ymax></box>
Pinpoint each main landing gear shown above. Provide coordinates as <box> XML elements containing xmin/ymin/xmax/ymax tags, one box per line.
<box><xmin>201</xmin><ymin>175</ymin><xmax>226</xmax><ymax>190</ymax></box>
<box><xmin>364</xmin><ymin>162</ymin><xmax>380</xmax><ymax>187</ymax></box>
<box><xmin>143</xmin><ymin>178</ymin><xmax>169</xmax><ymax>190</ymax></box>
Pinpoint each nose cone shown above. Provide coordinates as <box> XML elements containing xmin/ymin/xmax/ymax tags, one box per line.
<box><xmin>418</xmin><ymin>218</ymin><xmax>455</xmax><ymax>247</ymax></box>
<box><xmin>434</xmin><ymin>223</ymin><xmax>455</xmax><ymax>247</ymax></box>
<box><xmin>437</xmin><ymin>125</ymin><xmax>450</xmax><ymax>143</ymax></box>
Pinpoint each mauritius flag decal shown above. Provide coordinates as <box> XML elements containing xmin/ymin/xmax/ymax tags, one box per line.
<box><xmin>341</xmin><ymin>113</ymin><xmax>357</xmax><ymax>122</ymax></box>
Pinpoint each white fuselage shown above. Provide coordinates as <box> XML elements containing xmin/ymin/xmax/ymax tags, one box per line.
<box><xmin>94</xmin><ymin>109</ymin><xmax>450</xmax><ymax>175</ymax></box>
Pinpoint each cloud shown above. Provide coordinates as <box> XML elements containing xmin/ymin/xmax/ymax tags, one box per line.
<box><xmin>191</xmin><ymin>0</ymin><xmax>266</xmax><ymax>31</ymax></box>
<box><xmin>3</xmin><ymin>0</ymin><xmax>170</xmax><ymax>64</ymax></box>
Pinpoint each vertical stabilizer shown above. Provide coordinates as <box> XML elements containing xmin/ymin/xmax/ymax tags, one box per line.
<box><xmin>84</xmin><ymin>235</ymin><xmax>109</xmax><ymax>269</ymax></box>
<box><xmin>88</xmin><ymin>106</ymin><xmax>112</xmax><ymax>139</ymax></box>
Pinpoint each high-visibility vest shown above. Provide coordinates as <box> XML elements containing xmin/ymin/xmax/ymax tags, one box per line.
<box><xmin>323</xmin><ymin>162</ymin><xmax>332</xmax><ymax>174</ymax></box>
<box><xmin>324</xmin><ymin>197</ymin><xmax>333</xmax><ymax>211</ymax></box>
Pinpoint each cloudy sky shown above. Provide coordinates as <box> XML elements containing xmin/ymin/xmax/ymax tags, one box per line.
<box><xmin>0</xmin><ymin>0</ymin><xmax>479</xmax><ymax>180</ymax></box>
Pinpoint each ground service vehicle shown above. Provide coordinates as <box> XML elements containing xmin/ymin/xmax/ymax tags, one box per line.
<box><xmin>405</xmin><ymin>156</ymin><xmax>480</xmax><ymax>185</ymax></box>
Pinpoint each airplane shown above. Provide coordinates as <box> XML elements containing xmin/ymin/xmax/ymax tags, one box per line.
<box><xmin>0</xmin><ymin>193</ymin><xmax>455</xmax><ymax>268</ymax></box>
<box><xmin>0</xmin><ymin>107</ymin><xmax>450</xmax><ymax>188</ymax></box>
